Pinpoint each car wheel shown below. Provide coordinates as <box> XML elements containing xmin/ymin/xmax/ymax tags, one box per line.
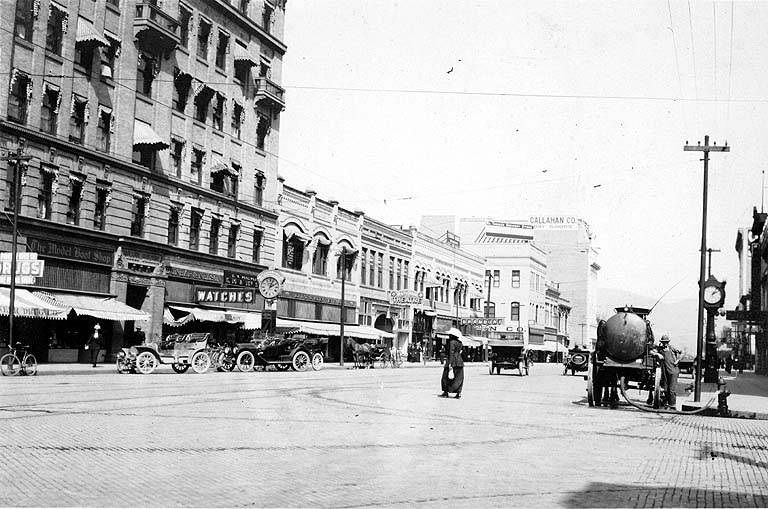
<box><xmin>135</xmin><ymin>352</ymin><xmax>157</xmax><ymax>375</ymax></box>
<box><xmin>292</xmin><ymin>351</ymin><xmax>310</xmax><ymax>371</ymax></box>
<box><xmin>311</xmin><ymin>352</ymin><xmax>324</xmax><ymax>371</ymax></box>
<box><xmin>191</xmin><ymin>351</ymin><xmax>211</xmax><ymax>374</ymax></box>
<box><xmin>171</xmin><ymin>363</ymin><xmax>190</xmax><ymax>374</ymax></box>
<box><xmin>236</xmin><ymin>351</ymin><xmax>255</xmax><ymax>372</ymax></box>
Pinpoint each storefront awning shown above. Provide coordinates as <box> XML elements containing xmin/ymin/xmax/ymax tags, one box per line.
<box><xmin>461</xmin><ymin>335</ymin><xmax>486</xmax><ymax>346</ymax></box>
<box><xmin>76</xmin><ymin>18</ymin><xmax>110</xmax><ymax>47</ymax></box>
<box><xmin>0</xmin><ymin>289</ymin><xmax>68</xmax><ymax>319</ymax></box>
<box><xmin>423</xmin><ymin>271</ymin><xmax>443</xmax><ymax>289</ymax></box>
<box><xmin>35</xmin><ymin>292</ymin><xmax>150</xmax><ymax>321</ymax></box>
<box><xmin>168</xmin><ymin>306</ymin><xmax>261</xmax><ymax>329</ymax></box>
<box><xmin>527</xmin><ymin>340</ymin><xmax>564</xmax><ymax>352</ymax></box>
<box><xmin>276</xmin><ymin>318</ymin><xmax>343</xmax><ymax>336</ymax></box>
<box><xmin>233</xmin><ymin>44</ymin><xmax>258</xmax><ymax>67</ymax></box>
<box><xmin>346</xmin><ymin>324</ymin><xmax>395</xmax><ymax>340</ymax></box>
<box><xmin>133</xmin><ymin>121</ymin><xmax>169</xmax><ymax>150</ymax></box>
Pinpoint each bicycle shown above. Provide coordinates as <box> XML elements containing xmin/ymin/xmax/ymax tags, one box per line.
<box><xmin>1</xmin><ymin>343</ymin><xmax>38</xmax><ymax>376</ymax></box>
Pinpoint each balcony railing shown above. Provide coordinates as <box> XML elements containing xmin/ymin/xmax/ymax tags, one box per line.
<box><xmin>254</xmin><ymin>77</ymin><xmax>285</xmax><ymax>110</ymax></box>
<box><xmin>134</xmin><ymin>2</ymin><xmax>180</xmax><ymax>53</ymax></box>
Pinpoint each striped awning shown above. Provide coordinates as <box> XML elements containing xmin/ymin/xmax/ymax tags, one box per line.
<box><xmin>167</xmin><ymin>306</ymin><xmax>261</xmax><ymax>329</ymax></box>
<box><xmin>76</xmin><ymin>18</ymin><xmax>109</xmax><ymax>47</ymax></box>
<box><xmin>133</xmin><ymin>121</ymin><xmax>169</xmax><ymax>150</ymax></box>
<box><xmin>0</xmin><ymin>289</ymin><xmax>68</xmax><ymax>319</ymax></box>
<box><xmin>346</xmin><ymin>324</ymin><xmax>395</xmax><ymax>340</ymax></box>
<box><xmin>209</xmin><ymin>158</ymin><xmax>239</xmax><ymax>177</ymax></box>
<box><xmin>34</xmin><ymin>291</ymin><xmax>150</xmax><ymax>321</ymax></box>
<box><xmin>233</xmin><ymin>44</ymin><xmax>258</xmax><ymax>67</ymax></box>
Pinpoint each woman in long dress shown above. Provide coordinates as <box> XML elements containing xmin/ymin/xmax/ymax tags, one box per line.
<box><xmin>440</xmin><ymin>328</ymin><xmax>464</xmax><ymax>399</ymax></box>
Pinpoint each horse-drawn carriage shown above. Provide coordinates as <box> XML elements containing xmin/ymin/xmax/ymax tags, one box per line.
<box><xmin>487</xmin><ymin>338</ymin><xmax>533</xmax><ymax>376</ymax></box>
<box><xmin>587</xmin><ymin>306</ymin><xmax>662</xmax><ymax>409</ymax></box>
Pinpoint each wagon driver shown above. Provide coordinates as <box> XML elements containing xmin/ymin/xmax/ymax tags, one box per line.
<box><xmin>439</xmin><ymin>328</ymin><xmax>464</xmax><ymax>399</ymax></box>
<box><xmin>653</xmin><ymin>334</ymin><xmax>682</xmax><ymax>409</ymax></box>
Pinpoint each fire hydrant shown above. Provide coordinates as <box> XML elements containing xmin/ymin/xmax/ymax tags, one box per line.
<box><xmin>717</xmin><ymin>377</ymin><xmax>731</xmax><ymax>417</ymax></box>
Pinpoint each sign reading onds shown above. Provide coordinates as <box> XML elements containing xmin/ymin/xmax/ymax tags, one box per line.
<box><xmin>195</xmin><ymin>287</ymin><xmax>256</xmax><ymax>304</ymax></box>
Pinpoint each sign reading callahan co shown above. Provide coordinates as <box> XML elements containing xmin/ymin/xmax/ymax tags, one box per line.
<box><xmin>388</xmin><ymin>289</ymin><xmax>423</xmax><ymax>305</ymax></box>
<box><xmin>195</xmin><ymin>287</ymin><xmax>256</xmax><ymax>304</ymax></box>
<box><xmin>528</xmin><ymin>215</ymin><xmax>578</xmax><ymax>230</ymax></box>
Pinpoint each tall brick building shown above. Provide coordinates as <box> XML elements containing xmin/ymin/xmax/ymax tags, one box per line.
<box><xmin>1</xmin><ymin>0</ymin><xmax>287</xmax><ymax>359</ymax></box>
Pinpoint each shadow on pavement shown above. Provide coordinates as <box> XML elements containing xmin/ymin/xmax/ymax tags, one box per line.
<box><xmin>561</xmin><ymin>482</ymin><xmax>768</xmax><ymax>508</ymax></box>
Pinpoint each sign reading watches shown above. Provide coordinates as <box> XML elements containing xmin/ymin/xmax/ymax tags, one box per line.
<box><xmin>195</xmin><ymin>287</ymin><xmax>256</xmax><ymax>304</ymax></box>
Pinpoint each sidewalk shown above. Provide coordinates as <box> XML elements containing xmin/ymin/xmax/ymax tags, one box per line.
<box><xmin>681</xmin><ymin>370</ymin><xmax>768</xmax><ymax>419</ymax></box>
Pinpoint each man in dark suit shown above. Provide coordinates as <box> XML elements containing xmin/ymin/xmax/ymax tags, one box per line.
<box><xmin>440</xmin><ymin>328</ymin><xmax>465</xmax><ymax>399</ymax></box>
<box><xmin>87</xmin><ymin>324</ymin><xmax>102</xmax><ymax>368</ymax></box>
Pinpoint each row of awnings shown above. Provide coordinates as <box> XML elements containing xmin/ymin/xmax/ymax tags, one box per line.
<box><xmin>0</xmin><ymin>288</ymin><xmax>150</xmax><ymax>321</ymax></box>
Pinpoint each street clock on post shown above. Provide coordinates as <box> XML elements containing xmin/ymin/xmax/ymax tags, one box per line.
<box><xmin>257</xmin><ymin>269</ymin><xmax>285</xmax><ymax>301</ymax></box>
<box><xmin>702</xmin><ymin>275</ymin><xmax>726</xmax><ymax>309</ymax></box>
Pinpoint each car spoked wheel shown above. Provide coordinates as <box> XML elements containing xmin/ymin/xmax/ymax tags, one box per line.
<box><xmin>291</xmin><ymin>351</ymin><xmax>310</xmax><ymax>371</ymax></box>
<box><xmin>236</xmin><ymin>351</ymin><xmax>255</xmax><ymax>372</ymax></box>
<box><xmin>171</xmin><ymin>363</ymin><xmax>190</xmax><ymax>374</ymax></box>
<box><xmin>311</xmin><ymin>352</ymin><xmax>324</xmax><ymax>371</ymax></box>
<box><xmin>135</xmin><ymin>352</ymin><xmax>157</xmax><ymax>375</ymax></box>
<box><xmin>191</xmin><ymin>351</ymin><xmax>211</xmax><ymax>374</ymax></box>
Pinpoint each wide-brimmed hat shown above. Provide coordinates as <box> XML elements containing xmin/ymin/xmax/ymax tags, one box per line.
<box><xmin>446</xmin><ymin>327</ymin><xmax>462</xmax><ymax>337</ymax></box>
<box><xmin>660</xmin><ymin>334</ymin><xmax>670</xmax><ymax>343</ymax></box>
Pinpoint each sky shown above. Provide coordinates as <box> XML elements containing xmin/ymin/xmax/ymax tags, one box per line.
<box><xmin>277</xmin><ymin>1</ymin><xmax>768</xmax><ymax>320</ymax></box>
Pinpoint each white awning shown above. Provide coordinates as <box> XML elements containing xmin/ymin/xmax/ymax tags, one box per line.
<box><xmin>168</xmin><ymin>306</ymin><xmax>261</xmax><ymax>329</ymax></box>
<box><xmin>423</xmin><ymin>271</ymin><xmax>443</xmax><ymax>288</ymax></box>
<box><xmin>461</xmin><ymin>335</ymin><xmax>486</xmax><ymax>346</ymax></box>
<box><xmin>469</xmin><ymin>286</ymin><xmax>485</xmax><ymax>299</ymax></box>
<box><xmin>283</xmin><ymin>223</ymin><xmax>311</xmax><ymax>243</ymax></box>
<box><xmin>276</xmin><ymin>318</ymin><xmax>342</xmax><ymax>336</ymax></box>
<box><xmin>76</xmin><ymin>18</ymin><xmax>109</xmax><ymax>47</ymax></box>
<box><xmin>233</xmin><ymin>44</ymin><xmax>258</xmax><ymax>67</ymax></box>
<box><xmin>133</xmin><ymin>121</ymin><xmax>169</xmax><ymax>150</ymax></box>
<box><xmin>0</xmin><ymin>289</ymin><xmax>68</xmax><ymax>319</ymax></box>
<box><xmin>346</xmin><ymin>324</ymin><xmax>395</xmax><ymax>340</ymax></box>
<box><xmin>527</xmin><ymin>341</ymin><xmax>564</xmax><ymax>352</ymax></box>
<box><xmin>35</xmin><ymin>291</ymin><xmax>150</xmax><ymax>321</ymax></box>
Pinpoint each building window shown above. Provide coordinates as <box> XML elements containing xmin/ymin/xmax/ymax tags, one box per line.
<box><xmin>136</xmin><ymin>53</ymin><xmax>157</xmax><ymax>97</ymax></box>
<box><xmin>66</xmin><ymin>179</ymin><xmax>83</xmax><ymax>225</ymax></box>
<box><xmin>403</xmin><ymin>261</ymin><xmax>409</xmax><ymax>290</ymax></box>
<box><xmin>396</xmin><ymin>259</ymin><xmax>403</xmax><ymax>290</ymax></box>
<box><xmin>337</xmin><ymin>251</ymin><xmax>355</xmax><ymax>280</ymax></box>
<box><xmin>167</xmin><ymin>207</ymin><xmax>180</xmax><ymax>246</ymax></box>
<box><xmin>197</xmin><ymin>18</ymin><xmax>211</xmax><ymax>60</ymax></box>
<box><xmin>93</xmin><ymin>187</ymin><xmax>109</xmax><ymax>230</ymax></box>
<box><xmin>69</xmin><ymin>95</ymin><xmax>87</xmax><ymax>144</ymax></box>
<box><xmin>493</xmin><ymin>270</ymin><xmax>500</xmax><ymax>287</ymax></box>
<box><xmin>252</xmin><ymin>229</ymin><xmax>262</xmax><ymax>263</ymax></box>
<box><xmin>133</xmin><ymin>146</ymin><xmax>156</xmax><ymax>170</ymax></box>
<box><xmin>262</xmin><ymin>2</ymin><xmax>273</xmax><ymax>33</ymax></box>
<box><xmin>97</xmin><ymin>107</ymin><xmax>113</xmax><ymax>152</ymax></box>
<box><xmin>189</xmin><ymin>208</ymin><xmax>203</xmax><ymax>250</ymax></box>
<box><xmin>173</xmin><ymin>70</ymin><xmax>192</xmax><ymax>112</ymax></box>
<box><xmin>190</xmin><ymin>148</ymin><xmax>204</xmax><ymax>185</ymax></box>
<box><xmin>178</xmin><ymin>6</ymin><xmax>191</xmax><ymax>48</ymax></box>
<box><xmin>369</xmin><ymin>251</ymin><xmax>375</xmax><ymax>288</ymax></box>
<box><xmin>209</xmin><ymin>217</ymin><xmax>220</xmax><ymax>255</ymax></box>
<box><xmin>485</xmin><ymin>270</ymin><xmax>491</xmax><ymax>287</ymax></box>
<box><xmin>210</xmin><ymin>168</ymin><xmax>238</xmax><ymax>198</ymax></box>
<box><xmin>256</xmin><ymin>113</ymin><xmax>270</xmax><ymax>150</ymax></box>
<box><xmin>37</xmin><ymin>172</ymin><xmax>54</xmax><ymax>220</ymax></box>
<box><xmin>46</xmin><ymin>4</ymin><xmax>67</xmax><ymax>55</ymax></box>
<box><xmin>511</xmin><ymin>270</ymin><xmax>520</xmax><ymax>288</ymax></box>
<box><xmin>101</xmin><ymin>34</ymin><xmax>120</xmax><ymax>79</ymax></box>
<box><xmin>282</xmin><ymin>233</ymin><xmax>304</xmax><ymax>271</ymax></box>
<box><xmin>106</xmin><ymin>0</ymin><xmax>119</xmax><ymax>7</ymax></box>
<box><xmin>510</xmin><ymin>302</ymin><xmax>520</xmax><ymax>322</ymax></box>
<box><xmin>170</xmin><ymin>139</ymin><xmax>184</xmax><ymax>178</ymax></box>
<box><xmin>14</xmin><ymin>0</ymin><xmax>33</xmax><ymax>41</ymax></box>
<box><xmin>239</xmin><ymin>0</ymin><xmax>249</xmax><ymax>16</ymax></box>
<box><xmin>227</xmin><ymin>223</ymin><xmax>239</xmax><ymax>258</ymax></box>
<box><xmin>194</xmin><ymin>88</ymin><xmax>214</xmax><ymax>123</ymax></box>
<box><xmin>215</xmin><ymin>31</ymin><xmax>228</xmax><ymax>70</ymax></box>
<box><xmin>40</xmin><ymin>85</ymin><xmax>60</xmax><ymax>135</ymax></box>
<box><xmin>484</xmin><ymin>301</ymin><xmax>496</xmax><ymax>318</ymax></box>
<box><xmin>312</xmin><ymin>243</ymin><xmax>328</xmax><ymax>275</ymax></box>
<box><xmin>212</xmin><ymin>93</ymin><xmax>225</xmax><ymax>130</ymax></box>
<box><xmin>254</xmin><ymin>172</ymin><xmax>264</xmax><ymax>206</ymax></box>
<box><xmin>130</xmin><ymin>195</ymin><xmax>147</xmax><ymax>237</ymax></box>
<box><xmin>231</xmin><ymin>102</ymin><xmax>243</xmax><ymax>139</ymax></box>
<box><xmin>360</xmin><ymin>248</ymin><xmax>367</xmax><ymax>285</ymax></box>
<box><xmin>75</xmin><ymin>43</ymin><xmax>95</xmax><ymax>74</ymax></box>
<box><xmin>8</xmin><ymin>70</ymin><xmax>31</xmax><ymax>125</ymax></box>
<box><xmin>377</xmin><ymin>253</ymin><xmax>383</xmax><ymax>287</ymax></box>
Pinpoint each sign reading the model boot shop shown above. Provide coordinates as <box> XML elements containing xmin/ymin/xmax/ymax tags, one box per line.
<box><xmin>388</xmin><ymin>289</ymin><xmax>423</xmax><ymax>305</ymax></box>
<box><xmin>27</xmin><ymin>237</ymin><xmax>113</xmax><ymax>265</ymax></box>
<box><xmin>0</xmin><ymin>252</ymin><xmax>45</xmax><ymax>285</ymax></box>
<box><xmin>195</xmin><ymin>286</ymin><xmax>256</xmax><ymax>304</ymax></box>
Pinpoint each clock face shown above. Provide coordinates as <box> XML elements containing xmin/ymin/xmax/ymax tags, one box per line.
<box><xmin>703</xmin><ymin>285</ymin><xmax>723</xmax><ymax>305</ymax></box>
<box><xmin>259</xmin><ymin>277</ymin><xmax>281</xmax><ymax>299</ymax></box>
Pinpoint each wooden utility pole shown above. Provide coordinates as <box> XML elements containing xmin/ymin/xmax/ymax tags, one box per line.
<box><xmin>684</xmin><ymin>135</ymin><xmax>729</xmax><ymax>402</ymax></box>
<box><xmin>338</xmin><ymin>249</ymin><xmax>346</xmax><ymax>367</ymax></box>
<box><xmin>1</xmin><ymin>142</ymin><xmax>32</xmax><ymax>349</ymax></box>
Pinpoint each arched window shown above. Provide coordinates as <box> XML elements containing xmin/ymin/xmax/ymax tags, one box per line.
<box><xmin>510</xmin><ymin>302</ymin><xmax>520</xmax><ymax>322</ymax></box>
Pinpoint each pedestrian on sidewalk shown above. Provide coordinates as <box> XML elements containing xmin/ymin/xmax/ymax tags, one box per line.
<box><xmin>440</xmin><ymin>328</ymin><xmax>464</xmax><ymax>399</ymax></box>
<box><xmin>86</xmin><ymin>324</ymin><xmax>102</xmax><ymax>368</ymax></box>
<box><xmin>653</xmin><ymin>334</ymin><xmax>682</xmax><ymax>409</ymax></box>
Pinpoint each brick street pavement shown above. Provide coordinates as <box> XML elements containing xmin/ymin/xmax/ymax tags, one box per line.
<box><xmin>1</xmin><ymin>363</ymin><xmax>767</xmax><ymax>507</ymax></box>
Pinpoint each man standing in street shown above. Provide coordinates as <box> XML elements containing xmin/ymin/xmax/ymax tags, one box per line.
<box><xmin>86</xmin><ymin>324</ymin><xmax>102</xmax><ymax>368</ymax></box>
<box><xmin>439</xmin><ymin>328</ymin><xmax>464</xmax><ymax>399</ymax></box>
<box><xmin>653</xmin><ymin>334</ymin><xmax>682</xmax><ymax>409</ymax></box>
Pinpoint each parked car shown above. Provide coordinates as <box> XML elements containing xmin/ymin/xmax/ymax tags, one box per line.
<box><xmin>235</xmin><ymin>334</ymin><xmax>325</xmax><ymax>372</ymax></box>
<box><xmin>678</xmin><ymin>354</ymin><xmax>696</xmax><ymax>375</ymax></box>
<box><xmin>116</xmin><ymin>333</ymin><xmax>212</xmax><ymax>375</ymax></box>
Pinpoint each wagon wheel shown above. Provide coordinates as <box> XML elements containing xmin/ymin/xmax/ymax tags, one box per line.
<box><xmin>236</xmin><ymin>351</ymin><xmax>255</xmax><ymax>372</ymax></box>
<box><xmin>135</xmin><ymin>351</ymin><xmax>157</xmax><ymax>375</ymax></box>
<box><xmin>311</xmin><ymin>352</ymin><xmax>324</xmax><ymax>371</ymax></box>
<box><xmin>653</xmin><ymin>366</ymin><xmax>662</xmax><ymax>409</ymax></box>
<box><xmin>171</xmin><ymin>363</ymin><xmax>190</xmax><ymax>374</ymax></box>
<box><xmin>587</xmin><ymin>360</ymin><xmax>596</xmax><ymax>407</ymax></box>
<box><xmin>191</xmin><ymin>351</ymin><xmax>211</xmax><ymax>374</ymax></box>
<box><xmin>489</xmin><ymin>362</ymin><xmax>494</xmax><ymax>375</ymax></box>
<box><xmin>292</xmin><ymin>350</ymin><xmax>310</xmax><ymax>371</ymax></box>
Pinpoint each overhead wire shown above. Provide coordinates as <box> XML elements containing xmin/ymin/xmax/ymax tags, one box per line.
<box><xmin>712</xmin><ymin>1</ymin><xmax>718</xmax><ymax>127</ymax></box>
<box><xmin>687</xmin><ymin>0</ymin><xmax>699</xmax><ymax>100</ymax></box>
<box><xmin>726</xmin><ymin>1</ymin><xmax>735</xmax><ymax>136</ymax></box>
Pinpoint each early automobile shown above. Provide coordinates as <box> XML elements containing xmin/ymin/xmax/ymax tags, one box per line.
<box><xmin>678</xmin><ymin>354</ymin><xmax>695</xmax><ymax>375</ymax></box>
<box><xmin>563</xmin><ymin>347</ymin><xmax>590</xmax><ymax>376</ymax></box>
<box><xmin>116</xmin><ymin>333</ymin><xmax>212</xmax><ymax>375</ymax></box>
<box><xmin>235</xmin><ymin>334</ymin><xmax>325</xmax><ymax>372</ymax></box>
<box><xmin>487</xmin><ymin>338</ymin><xmax>532</xmax><ymax>376</ymax></box>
